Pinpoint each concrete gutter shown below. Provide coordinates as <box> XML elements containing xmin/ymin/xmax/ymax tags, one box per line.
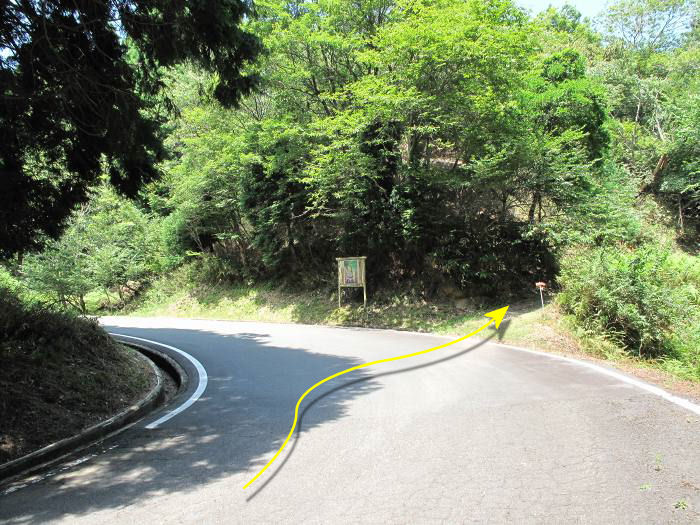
<box><xmin>0</xmin><ymin>345</ymin><xmax>165</xmax><ymax>484</ymax></box>
<box><xmin>115</xmin><ymin>338</ymin><xmax>188</xmax><ymax>393</ymax></box>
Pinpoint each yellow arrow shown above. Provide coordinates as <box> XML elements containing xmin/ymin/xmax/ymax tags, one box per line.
<box><xmin>243</xmin><ymin>305</ymin><xmax>509</xmax><ymax>489</ymax></box>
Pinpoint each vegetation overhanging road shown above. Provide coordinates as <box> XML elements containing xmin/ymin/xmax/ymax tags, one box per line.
<box><xmin>1</xmin><ymin>317</ymin><xmax>698</xmax><ymax>523</ymax></box>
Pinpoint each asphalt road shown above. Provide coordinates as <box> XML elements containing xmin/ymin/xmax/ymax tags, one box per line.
<box><xmin>1</xmin><ymin>317</ymin><xmax>699</xmax><ymax>524</ymax></box>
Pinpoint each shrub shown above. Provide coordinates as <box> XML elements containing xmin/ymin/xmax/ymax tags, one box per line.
<box><xmin>558</xmin><ymin>244</ymin><xmax>700</xmax><ymax>364</ymax></box>
<box><xmin>434</xmin><ymin>217</ymin><xmax>559</xmax><ymax>297</ymax></box>
<box><xmin>0</xmin><ymin>266</ymin><xmax>22</xmax><ymax>296</ymax></box>
<box><xmin>0</xmin><ymin>287</ymin><xmax>112</xmax><ymax>361</ymax></box>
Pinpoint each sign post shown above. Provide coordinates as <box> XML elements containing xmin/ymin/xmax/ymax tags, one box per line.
<box><xmin>336</xmin><ymin>256</ymin><xmax>367</xmax><ymax>308</ymax></box>
<box><xmin>535</xmin><ymin>281</ymin><xmax>546</xmax><ymax>316</ymax></box>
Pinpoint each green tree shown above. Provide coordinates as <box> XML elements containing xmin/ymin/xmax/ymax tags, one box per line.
<box><xmin>23</xmin><ymin>185</ymin><xmax>165</xmax><ymax>310</ymax></box>
<box><xmin>155</xmin><ymin>0</ymin><xmax>613</xmax><ymax>291</ymax></box>
<box><xmin>0</xmin><ymin>0</ymin><xmax>261</xmax><ymax>258</ymax></box>
<box><xmin>86</xmin><ymin>187</ymin><xmax>163</xmax><ymax>301</ymax></box>
<box><xmin>23</xmin><ymin>209</ymin><xmax>96</xmax><ymax>313</ymax></box>
<box><xmin>599</xmin><ymin>0</ymin><xmax>696</xmax><ymax>52</ymax></box>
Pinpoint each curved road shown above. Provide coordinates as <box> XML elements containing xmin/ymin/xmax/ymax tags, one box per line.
<box><xmin>1</xmin><ymin>317</ymin><xmax>699</xmax><ymax>523</ymax></box>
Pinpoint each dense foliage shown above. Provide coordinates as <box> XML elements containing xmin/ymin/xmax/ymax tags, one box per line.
<box><xmin>4</xmin><ymin>0</ymin><xmax>700</xmax><ymax>374</ymax></box>
<box><xmin>0</xmin><ymin>0</ymin><xmax>260</xmax><ymax>257</ymax></box>
<box><xmin>558</xmin><ymin>244</ymin><xmax>700</xmax><ymax>378</ymax></box>
<box><xmin>151</xmin><ymin>0</ymin><xmax>623</xmax><ymax>294</ymax></box>
<box><xmin>21</xmin><ymin>186</ymin><xmax>171</xmax><ymax>312</ymax></box>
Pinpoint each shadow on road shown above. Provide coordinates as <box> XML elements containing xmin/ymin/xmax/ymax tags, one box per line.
<box><xmin>0</xmin><ymin>323</ymin><xmax>503</xmax><ymax>523</ymax></box>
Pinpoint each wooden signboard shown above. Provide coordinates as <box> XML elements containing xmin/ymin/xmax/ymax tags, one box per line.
<box><xmin>336</xmin><ymin>256</ymin><xmax>367</xmax><ymax>308</ymax></box>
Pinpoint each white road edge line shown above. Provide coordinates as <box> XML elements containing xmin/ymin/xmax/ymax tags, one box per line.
<box><xmin>493</xmin><ymin>341</ymin><xmax>700</xmax><ymax>416</ymax></box>
<box><xmin>370</xmin><ymin>327</ymin><xmax>700</xmax><ymax>416</ymax></box>
<box><xmin>109</xmin><ymin>332</ymin><xmax>208</xmax><ymax>429</ymax></box>
<box><xmin>379</xmin><ymin>328</ymin><xmax>700</xmax><ymax>416</ymax></box>
<box><xmin>107</xmin><ymin>323</ymin><xmax>700</xmax><ymax>418</ymax></box>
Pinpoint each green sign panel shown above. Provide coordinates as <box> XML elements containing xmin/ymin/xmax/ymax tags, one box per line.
<box><xmin>336</xmin><ymin>256</ymin><xmax>367</xmax><ymax>307</ymax></box>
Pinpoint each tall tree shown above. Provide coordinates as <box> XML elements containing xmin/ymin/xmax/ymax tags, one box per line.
<box><xmin>599</xmin><ymin>0</ymin><xmax>696</xmax><ymax>52</ymax></box>
<box><xmin>0</xmin><ymin>0</ymin><xmax>261</xmax><ymax>258</ymax></box>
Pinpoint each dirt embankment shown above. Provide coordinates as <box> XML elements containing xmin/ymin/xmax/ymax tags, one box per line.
<box><xmin>0</xmin><ymin>290</ymin><xmax>154</xmax><ymax>464</ymax></box>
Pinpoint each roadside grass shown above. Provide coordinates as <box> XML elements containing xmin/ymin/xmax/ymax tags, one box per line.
<box><xmin>122</xmin><ymin>265</ymin><xmax>572</xmax><ymax>351</ymax></box>
<box><xmin>120</xmin><ymin>265</ymin><xmax>700</xmax><ymax>398</ymax></box>
<box><xmin>120</xmin><ymin>265</ymin><xmax>484</xmax><ymax>329</ymax></box>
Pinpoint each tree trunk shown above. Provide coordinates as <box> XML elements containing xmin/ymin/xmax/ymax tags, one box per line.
<box><xmin>500</xmin><ymin>192</ymin><xmax>509</xmax><ymax>221</ymax></box>
<box><xmin>103</xmin><ymin>288</ymin><xmax>112</xmax><ymax>309</ymax></box>
<box><xmin>287</xmin><ymin>223</ymin><xmax>298</xmax><ymax>267</ymax></box>
<box><xmin>641</xmin><ymin>154</ymin><xmax>668</xmax><ymax>194</ymax></box>
<box><xmin>528</xmin><ymin>193</ymin><xmax>538</xmax><ymax>224</ymax></box>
